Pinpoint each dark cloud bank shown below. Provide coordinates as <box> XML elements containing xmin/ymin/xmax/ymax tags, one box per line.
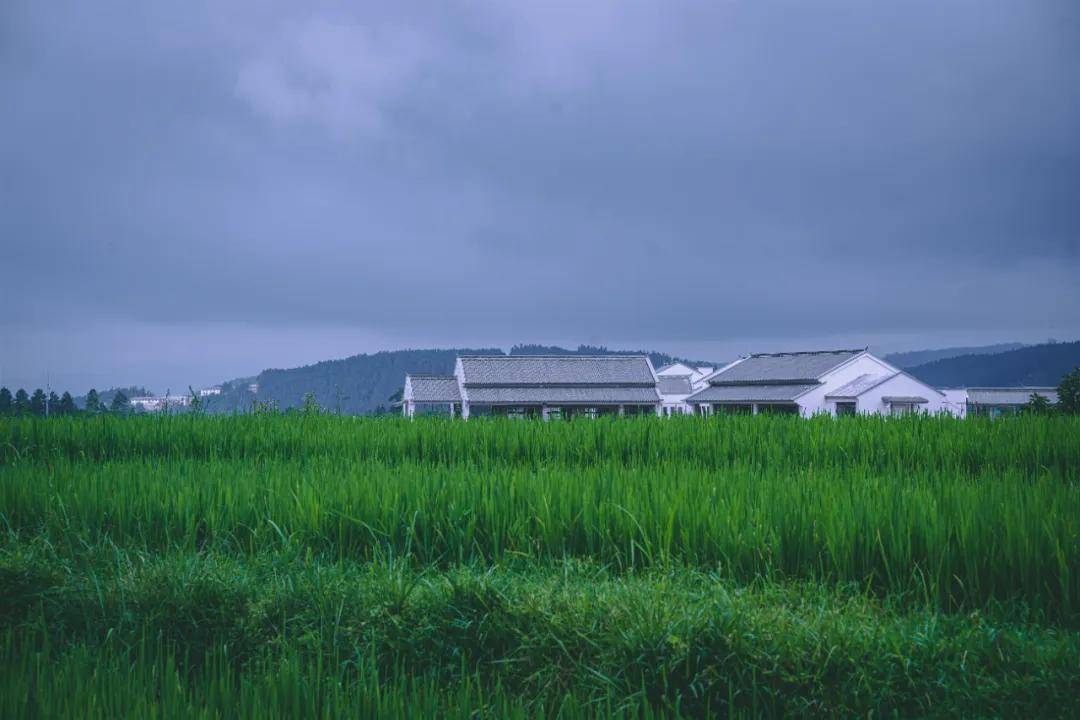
<box><xmin>2</xmin><ymin>1</ymin><xmax>1078</xmax><ymax>392</ymax></box>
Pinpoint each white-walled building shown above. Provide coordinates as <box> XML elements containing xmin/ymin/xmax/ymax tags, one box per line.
<box><xmin>655</xmin><ymin>362</ymin><xmax>721</xmax><ymax>415</ymax></box>
<box><xmin>398</xmin><ymin>348</ymin><xmax>1054</xmax><ymax>420</ymax></box>
<box><xmin>657</xmin><ymin>375</ymin><xmax>695</xmax><ymax>415</ymax></box>
<box><xmin>655</xmin><ymin>362</ymin><xmax>715</xmax><ymax>387</ymax></box>
<box><xmin>401</xmin><ymin>375</ymin><xmax>462</xmax><ymax>417</ymax></box>
<box><xmin>402</xmin><ymin>355</ymin><xmax>662</xmax><ymax>419</ymax></box>
<box><xmin>685</xmin><ymin>349</ymin><xmax>948</xmax><ymax>417</ymax></box>
<box><xmin>129</xmin><ymin>394</ymin><xmax>192</xmax><ymax>412</ymax></box>
<box><xmin>941</xmin><ymin>389</ymin><xmax>971</xmax><ymax>418</ymax></box>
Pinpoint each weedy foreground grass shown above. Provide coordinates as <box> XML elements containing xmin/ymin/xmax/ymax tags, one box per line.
<box><xmin>1</xmin><ymin>414</ymin><xmax>1078</xmax><ymax>717</ymax></box>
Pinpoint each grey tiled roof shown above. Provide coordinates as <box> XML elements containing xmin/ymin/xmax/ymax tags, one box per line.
<box><xmin>825</xmin><ymin>373</ymin><xmax>893</xmax><ymax>399</ymax></box>
<box><xmin>407</xmin><ymin>375</ymin><xmax>461</xmax><ymax>403</ymax></box>
<box><xmin>459</xmin><ymin>355</ymin><xmax>656</xmax><ymax>386</ymax></box>
<box><xmin>967</xmin><ymin>388</ymin><xmax>1058</xmax><ymax>405</ymax></box>
<box><xmin>709</xmin><ymin>349</ymin><xmax>865</xmax><ymax>385</ymax></box>
<box><xmin>685</xmin><ymin>383</ymin><xmax>817</xmax><ymax>403</ymax></box>
<box><xmin>466</xmin><ymin>386</ymin><xmax>660</xmax><ymax>405</ymax></box>
<box><xmin>657</xmin><ymin>376</ymin><xmax>693</xmax><ymax>396</ymax></box>
<box><xmin>882</xmin><ymin>396</ymin><xmax>929</xmax><ymax>403</ymax></box>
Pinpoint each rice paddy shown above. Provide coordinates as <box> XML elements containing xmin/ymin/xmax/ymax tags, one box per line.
<box><xmin>1</xmin><ymin>414</ymin><xmax>1078</xmax><ymax>717</ymax></box>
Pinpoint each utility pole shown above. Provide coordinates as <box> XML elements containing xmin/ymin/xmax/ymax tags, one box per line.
<box><xmin>45</xmin><ymin>371</ymin><xmax>50</xmax><ymax>418</ymax></box>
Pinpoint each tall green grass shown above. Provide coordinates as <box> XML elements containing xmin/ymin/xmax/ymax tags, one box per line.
<box><xmin>2</xmin><ymin>415</ymin><xmax>1078</xmax><ymax>620</ymax></box>
<box><xmin>3</xmin><ymin>413</ymin><xmax>1077</xmax><ymax>477</ymax></box>
<box><xmin>3</xmin><ymin>456</ymin><xmax>1076</xmax><ymax>619</ymax></box>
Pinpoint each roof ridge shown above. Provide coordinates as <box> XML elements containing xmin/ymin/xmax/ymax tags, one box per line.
<box><xmin>460</xmin><ymin>354</ymin><xmax>648</xmax><ymax>359</ymax></box>
<box><xmin>750</xmin><ymin>348</ymin><xmax>866</xmax><ymax>358</ymax></box>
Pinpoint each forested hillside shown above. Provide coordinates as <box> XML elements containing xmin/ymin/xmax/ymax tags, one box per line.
<box><xmin>906</xmin><ymin>341</ymin><xmax>1080</xmax><ymax>387</ymax></box>
<box><xmin>884</xmin><ymin>342</ymin><xmax>1024</xmax><ymax>368</ymax></box>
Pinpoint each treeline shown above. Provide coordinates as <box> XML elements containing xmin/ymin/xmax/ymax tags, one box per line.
<box><xmin>0</xmin><ymin>387</ymin><xmax>132</xmax><ymax>417</ymax></box>
<box><xmin>906</xmin><ymin>340</ymin><xmax>1080</xmax><ymax>387</ymax></box>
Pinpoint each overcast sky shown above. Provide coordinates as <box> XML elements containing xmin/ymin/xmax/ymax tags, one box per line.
<box><xmin>2</xmin><ymin>1</ymin><xmax>1078</xmax><ymax>393</ymax></box>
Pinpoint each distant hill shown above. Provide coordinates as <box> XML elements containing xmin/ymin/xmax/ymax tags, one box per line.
<box><xmin>884</xmin><ymin>343</ymin><xmax>1025</xmax><ymax>369</ymax></box>
<box><xmin>233</xmin><ymin>345</ymin><xmax>721</xmax><ymax>416</ymax></box>
<box><xmin>905</xmin><ymin>341</ymin><xmax>1080</xmax><ymax>388</ymax></box>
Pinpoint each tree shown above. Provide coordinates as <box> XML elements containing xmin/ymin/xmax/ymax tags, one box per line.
<box><xmin>47</xmin><ymin>391</ymin><xmax>61</xmax><ymax>417</ymax></box>
<box><xmin>1026</xmin><ymin>392</ymin><xmax>1053</xmax><ymax>415</ymax></box>
<box><xmin>13</xmin><ymin>389</ymin><xmax>30</xmax><ymax>415</ymax></box>
<box><xmin>0</xmin><ymin>388</ymin><xmax>11</xmax><ymax>416</ymax></box>
<box><xmin>58</xmin><ymin>392</ymin><xmax>77</xmax><ymax>416</ymax></box>
<box><xmin>30</xmin><ymin>389</ymin><xmax>47</xmax><ymax>417</ymax></box>
<box><xmin>300</xmin><ymin>392</ymin><xmax>322</xmax><ymax>415</ymax></box>
<box><xmin>1058</xmin><ymin>367</ymin><xmax>1080</xmax><ymax>415</ymax></box>
<box><xmin>110</xmin><ymin>390</ymin><xmax>130</xmax><ymax>414</ymax></box>
<box><xmin>85</xmin><ymin>389</ymin><xmax>102</xmax><ymax>414</ymax></box>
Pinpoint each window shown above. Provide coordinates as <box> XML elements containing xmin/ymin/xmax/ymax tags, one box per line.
<box><xmin>714</xmin><ymin>404</ymin><xmax>752</xmax><ymax>415</ymax></box>
<box><xmin>836</xmin><ymin>402</ymin><xmax>856</xmax><ymax>416</ymax></box>
<box><xmin>890</xmin><ymin>402</ymin><xmax>914</xmax><ymax>416</ymax></box>
<box><xmin>757</xmin><ymin>404</ymin><xmax>800</xmax><ymax>415</ymax></box>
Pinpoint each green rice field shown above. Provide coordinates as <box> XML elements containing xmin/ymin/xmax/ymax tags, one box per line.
<box><xmin>1</xmin><ymin>414</ymin><xmax>1079</xmax><ymax>717</ymax></box>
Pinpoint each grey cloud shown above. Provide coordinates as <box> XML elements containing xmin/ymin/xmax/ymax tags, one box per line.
<box><xmin>1</xmin><ymin>0</ymin><xmax>1078</xmax><ymax>392</ymax></box>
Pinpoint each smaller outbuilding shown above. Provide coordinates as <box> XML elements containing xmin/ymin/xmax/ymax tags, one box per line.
<box><xmin>964</xmin><ymin>387</ymin><xmax>1058</xmax><ymax>418</ymax></box>
<box><xmin>655</xmin><ymin>362</ymin><xmax>720</xmax><ymax>415</ymax></box>
<box><xmin>401</xmin><ymin>375</ymin><xmax>463</xmax><ymax>417</ymax></box>
<box><xmin>657</xmin><ymin>375</ymin><xmax>695</xmax><ymax>416</ymax></box>
<box><xmin>655</xmin><ymin>362</ymin><xmax>715</xmax><ymax>386</ymax></box>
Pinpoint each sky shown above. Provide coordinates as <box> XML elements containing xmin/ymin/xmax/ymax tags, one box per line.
<box><xmin>2</xmin><ymin>1</ymin><xmax>1079</xmax><ymax>394</ymax></box>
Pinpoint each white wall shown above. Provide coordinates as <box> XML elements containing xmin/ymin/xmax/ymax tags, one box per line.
<box><xmin>796</xmin><ymin>353</ymin><xmax>894</xmax><ymax>417</ymax></box>
<box><xmin>941</xmin><ymin>389</ymin><xmax>968</xmax><ymax>418</ymax></box>
<box><xmin>660</xmin><ymin>394</ymin><xmax>691</xmax><ymax>415</ymax></box>
<box><xmin>855</xmin><ymin>373</ymin><xmax>947</xmax><ymax>415</ymax></box>
<box><xmin>453</xmin><ymin>358</ymin><xmax>470</xmax><ymax>419</ymax></box>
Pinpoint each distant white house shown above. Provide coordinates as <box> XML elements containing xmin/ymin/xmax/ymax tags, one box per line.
<box><xmin>655</xmin><ymin>361</ymin><xmax>725</xmax><ymax>415</ymax></box>
<box><xmin>129</xmin><ymin>394</ymin><xmax>192</xmax><ymax>412</ymax></box>
<box><xmin>198</xmin><ymin>386</ymin><xmax>222</xmax><ymax>397</ymax></box>
<box><xmin>655</xmin><ymin>362</ymin><xmax>715</xmax><ymax>387</ymax></box>
<box><xmin>685</xmin><ymin>349</ymin><xmax>948</xmax><ymax>417</ymax></box>
<box><xmin>656</xmin><ymin>375</ymin><xmax>694</xmax><ymax>416</ymax></box>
